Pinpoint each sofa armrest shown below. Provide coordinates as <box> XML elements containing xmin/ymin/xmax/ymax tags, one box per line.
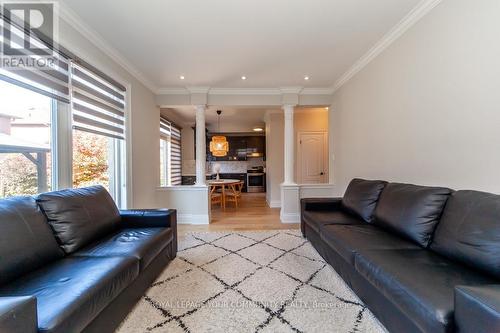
<box><xmin>300</xmin><ymin>198</ymin><xmax>342</xmax><ymax>236</ymax></box>
<box><xmin>0</xmin><ymin>296</ymin><xmax>37</xmax><ymax>333</ymax></box>
<box><xmin>120</xmin><ymin>209</ymin><xmax>177</xmax><ymax>256</ymax></box>
<box><xmin>120</xmin><ymin>209</ymin><xmax>176</xmax><ymax>228</ymax></box>
<box><xmin>455</xmin><ymin>285</ymin><xmax>500</xmax><ymax>333</ymax></box>
<box><xmin>301</xmin><ymin>198</ymin><xmax>342</xmax><ymax>212</ymax></box>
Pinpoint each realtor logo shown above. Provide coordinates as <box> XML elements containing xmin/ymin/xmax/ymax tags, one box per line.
<box><xmin>1</xmin><ymin>1</ymin><xmax>58</xmax><ymax>68</ymax></box>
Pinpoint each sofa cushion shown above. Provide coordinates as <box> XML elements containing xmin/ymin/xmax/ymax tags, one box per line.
<box><xmin>303</xmin><ymin>210</ymin><xmax>364</xmax><ymax>233</ymax></box>
<box><xmin>430</xmin><ymin>190</ymin><xmax>500</xmax><ymax>279</ymax></box>
<box><xmin>341</xmin><ymin>179</ymin><xmax>387</xmax><ymax>223</ymax></box>
<box><xmin>74</xmin><ymin>228</ymin><xmax>173</xmax><ymax>270</ymax></box>
<box><xmin>36</xmin><ymin>186</ymin><xmax>120</xmax><ymax>254</ymax></box>
<box><xmin>374</xmin><ymin>183</ymin><xmax>452</xmax><ymax>247</ymax></box>
<box><xmin>320</xmin><ymin>224</ymin><xmax>419</xmax><ymax>264</ymax></box>
<box><xmin>0</xmin><ymin>197</ymin><xmax>63</xmax><ymax>285</ymax></box>
<box><xmin>0</xmin><ymin>256</ymin><xmax>138</xmax><ymax>333</ymax></box>
<box><xmin>354</xmin><ymin>249</ymin><xmax>495</xmax><ymax>333</ymax></box>
<box><xmin>454</xmin><ymin>285</ymin><xmax>500</xmax><ymax>333</ymax></box>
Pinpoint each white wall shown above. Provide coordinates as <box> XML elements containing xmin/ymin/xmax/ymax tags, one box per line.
<box><xmin>330</xmin><ymin>0</ymin><xmax>500</xmax><ymax>195</ymax></box>
<box><xmin>156</xmin><ymin>186</ymin><xmax>210</xmax><ymax>224</ymax></box>
<box><xmin>59</xmin><ymin>18</ymin><xmax>160</xmax><ymax>208</ymax></box>
<box><xmin>266</xmin><ymin>108</ymin><xmax>332</xmax><ymax>206</ymax></box>
<box><xmin>265</xmin><ymin>113</ymin><xmax>284</xmax><ymax>207</ymax></box>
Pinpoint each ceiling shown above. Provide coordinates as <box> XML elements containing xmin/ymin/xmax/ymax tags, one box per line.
<box><xmin>62</xmin><ymin>0</ymin><xmax>420</xmax><ymax>90</ymax></box>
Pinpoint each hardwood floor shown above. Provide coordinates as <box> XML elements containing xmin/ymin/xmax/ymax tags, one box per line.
<box><xmin>178</xmin><ymin>193</ymin><xmax>299</xmax><ymax>236</ymax></box>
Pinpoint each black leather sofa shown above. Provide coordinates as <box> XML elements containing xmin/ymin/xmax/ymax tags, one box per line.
<box><xmin>301</xmin><ymin>179</ymin><xmax>500</xmax><ymax>333</ymax></box>
<box><xmin>0</xmin><ymin>186</ymin><xmax>177</xmax><ymax>333</ymax></box>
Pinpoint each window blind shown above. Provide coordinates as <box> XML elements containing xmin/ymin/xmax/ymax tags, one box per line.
<box><xmin>0</xmin><ymin>11</ymin><xmax>70</xmax><ymax>102</ymax></box>
<box><xmin>170</xmin><ymin>125</ymin><xmax>181</xmax><ymax>185</ymax></box>
<box><xmin>70</xmin><ymin>62</ymin><xmax>126</xmax><ymax>140</ymax></box>
<box><xmin>160</xmin><ymin>117</ymin><xmax>171</xmax><ymax>139</ymax></box>
<box><xmin>159</xmin><ymin>117</ymin><xmax>181</xmax><ymax>186</ymax></box>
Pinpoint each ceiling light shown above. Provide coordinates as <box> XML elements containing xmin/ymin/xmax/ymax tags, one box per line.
<box><xmin>253</xmin><ymin>127</ymin><xmax>264</xmax><ymax>132</ymax></box>
<box><xmin>325</xmin><ymin>107</ymin><xmax>329</xmax><ymax>110</ymax></box>
<box><xmin>304</xmin><ymin>76</ymin><xmax>310</xmax><ymax>81</ymax></box>
<box><xmin>210</xmin><ymin>110</ymin><xmax>229</xmax><ymax>157</ymax></box>
<box><xmin>241</xmin><ymin>76</ymin><xmax>247</xmax><ymax>80</ymax></box>
<box><xmin>179</xmin><ymin>75</ymin><xmax>185</xmax><ymax>80</ymax></box>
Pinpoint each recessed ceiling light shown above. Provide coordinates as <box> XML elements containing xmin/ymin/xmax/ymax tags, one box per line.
<box><xmin>179</xmin><ymin>75</ymin><xmax>185</xmax><ymax>80</ymax></box>
<box><xmin>253</xmin><ymin>127</ymin><xmax>263</xmax><ymax>132</ymax></box>
<box><xmin>304</xmin><ymin>76</ymin><xmax>310</xmax><ymax>81</ymax></box>
<box><xmin>241</xmin><ymin>76</ymin><xmax>247</xmax><ymax>80</ymax></box>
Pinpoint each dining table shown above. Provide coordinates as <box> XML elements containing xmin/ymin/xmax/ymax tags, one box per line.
<box><xmin>207</xmin><ymin>179</ymin><xmax>241</xmax><ymax>207</ymax></box>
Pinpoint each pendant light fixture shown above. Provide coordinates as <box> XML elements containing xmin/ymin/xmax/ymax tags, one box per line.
<box><xmin>210</xmin><ymin>110</ymin><xmax>229</xmax><ymax>157</ymax></box>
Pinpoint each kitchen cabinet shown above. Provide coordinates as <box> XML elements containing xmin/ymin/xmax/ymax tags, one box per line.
<box><xmin>207</xmin><ymin>135</ymin><xmax>265</xmax><ymax>161</ymax></box>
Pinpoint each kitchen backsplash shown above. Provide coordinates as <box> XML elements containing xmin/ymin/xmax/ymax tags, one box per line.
<box><xmin>182</xmin><ymin>158</ymin><xmax>265</xmax><ymax>175</ymax></box>
<box><xmin>211</xmin><ymin>158</ymin><xmax>265</xmax><ymax>173</ymax></box>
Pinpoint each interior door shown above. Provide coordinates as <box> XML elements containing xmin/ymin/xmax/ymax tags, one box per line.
<box><xmin>298</xmin><ymin>132</ymin><xmax>327</xmax><ymax>184</ymax></box>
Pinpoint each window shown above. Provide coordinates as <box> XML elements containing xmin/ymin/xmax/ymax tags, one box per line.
<box><xmin>0</xmin><ymin>12</ymin><xmax>127</xmax><ymax>205</ymax></box>
<box><xmin>159</xmin><ymin>137</ymin><xmax>169</xmax><ymax>187</ymax></box>
<box><xmin>159</xmin><ymin>117</ymin><xmax>181</xmax><ymax>186</ymax></box>
<box><xmin>70</xmin><ymin>62</ymin><xmax>127</xmax><ymax>205</ymax></box>
<box><xmin>0</xmin><ymin>80</ymin><xmax>55</xmax><ymax>197</ymax></box>
<box><xmin>0</xmin><ymin>71</ymin><xmax>127</xmax><ymax>203</ymax></box>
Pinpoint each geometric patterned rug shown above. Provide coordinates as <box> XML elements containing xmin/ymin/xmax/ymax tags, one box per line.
<box><xmin>118</xmin><ymin>230</ymin><xmax>387</xmax><ymax>333</ymax></box>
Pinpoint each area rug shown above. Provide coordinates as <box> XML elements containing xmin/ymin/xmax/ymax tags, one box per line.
<box><xmin>118</xmin><ymin>230</ymin><xmax>387</xmax><ymax>333</ymax></box>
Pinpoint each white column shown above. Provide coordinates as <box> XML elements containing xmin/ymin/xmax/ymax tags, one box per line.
<box><xmin>280</xmin><ymin>104</ymin><xmax>300</xmax><ymax>223</ymax></box>
<box><xmin>195</xmin><ymin>105</ymin><xmax>207</xmax><ymax>186</ymax></box>
<box><xmin>283</xmin><ymin>104</ymin><xmax>295</xmax><ymax>185</ymax></box>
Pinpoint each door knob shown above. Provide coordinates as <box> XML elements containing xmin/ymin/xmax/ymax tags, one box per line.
<box><xmin>320</xmin><ymin>172</ymin><xmax>324</xmax><ymax>175</ymax></box>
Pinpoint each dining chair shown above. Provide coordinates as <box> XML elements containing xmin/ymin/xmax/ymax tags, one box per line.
<box><xmin>210</xmin><ymin>185</ymin><xmax>223</xmax><ymax>209</ymax></box>
<box><xmin>225</xmin><ymin>181</ymin><xmax>244</xmax><ymax>208</ymax></box>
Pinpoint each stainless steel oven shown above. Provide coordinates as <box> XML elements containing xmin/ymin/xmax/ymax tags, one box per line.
<box><xmin>247</xmin><ymin>171</ymin><xmax>265</xmax><ymax>192</ymax></box>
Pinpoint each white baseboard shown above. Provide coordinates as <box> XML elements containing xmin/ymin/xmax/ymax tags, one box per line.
<box><xmin>280</xmin><ymin>212</ymin><xmax>300</xmax><ymax>224</ymax></box>
<box><xmin>267</xmin><ymin>200</ymin><xmax>281</xmax><ymax>208</ymax></box>
<box><xmin>177</xmin><ymin>213</ymin><xmax>210</xmax><ymax>225</ymax></box>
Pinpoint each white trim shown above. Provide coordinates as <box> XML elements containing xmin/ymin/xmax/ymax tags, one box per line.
<box><xmin>187</xmin><ymin>86</ymin><xmax>210</xmax><ymax>94</ymax></box>
<box><xmin>124</xmin><ymin>82</ymin><xmax>133</xmax><ymax>208</ymax></box>
<box><xmin>267</xmin><ymin>200</ymin><xmax>281</xmax><ymax>208</ymax></box>
<box><xmin>331</xmin><ymin>0</ymin><xmax>443</xmax><ymax>93</ymax></box>
<box><xmin>299</xmin><ymin>184</ymin><xmax>335</xmax><ymax>189</ymax></box>
<box><xmin>210</xmin><ymin>88</ymin><xmax>281</xmax><ymax>95</ymax></box>
<box><xmin>156</xmin><ymin>87</ymin><xmax>334</xmax><ymax>96</ymax></box>
<box><xmin>53</xmin><ymin>100</ymin><xmax>73</xmax><ymax>190</ymax></box>
<box><xmin>177</xmin><ymin>213</ymin><xmax>210</xmax><ymax>225</ymax></box>
<box><xmin>280</xmin><ymin>212</ymin><xmax>300</xmax><ymax>224</ymax></box>
<box><xmin>280</xmin><ymin>87</ymin><xmax>303</xmax><ymax>94</ymax></box>
<box><xmin>301</xmin><ymin>88</ymin><xmax>335</xmax><ymax>95</ymax></box>
<box><xmin>58</xmin><ymin>2</ymin><xmax>158</xmax><ymax>93</ymax></box>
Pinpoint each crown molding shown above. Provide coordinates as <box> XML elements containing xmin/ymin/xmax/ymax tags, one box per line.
<box><xmin>331</xmin><ymin>0</ymin><xmax>443</xmax><ymax>93</ymax></box>
<box><xmin>58</xmin><ymin>3</ymin><xmax>159</xmax><ymax>93</ymax></box>
<box><xmin>209</xmin><ymin>88</ymin><xmax>281</xmax><ymax>95</ymax></box>
<box><xmin>156</xmin><ymin>87</ymin><xmax>333</xmax><ymax>96</ymax></box>
<box><xmin>301</xmin><ymin>87</ymin><xmax>335</xmax><ymax>95</ymax></box>
<box><xmin>186</xmin><ymin>86</ymin><xmax>210</xmax><ymax>94</ymax></box>
<box><xmin>280</xmin><ymin>86</ymin><xmax>303</xmax><ymax>94</ymax></box>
